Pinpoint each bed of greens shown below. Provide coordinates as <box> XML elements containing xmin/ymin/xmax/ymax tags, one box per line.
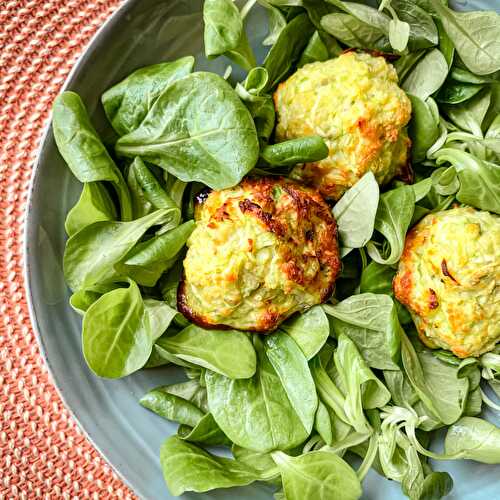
<box><xmin>52</xmin><ymin>0</ymin><xmax>500</xmax><ymax>498</ymax></box>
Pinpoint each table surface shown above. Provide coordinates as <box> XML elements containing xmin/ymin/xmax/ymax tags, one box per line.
<box><xmin>0</xmin><ymin>1</ymin><xmax>133</xmax><ymax>497</ymax></box>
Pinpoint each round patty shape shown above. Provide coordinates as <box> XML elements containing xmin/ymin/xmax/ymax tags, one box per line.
<box><xmin>274</xmin><ymin>51</ymin><xmax>412</xmax><ymax>200</ymax></box>
<box><xmin>394</xmin><ymin>207</ymin><xmax>500</xmax><ymax>358</ymax></box>
<box><xmin>178</xmin><ymin>177</ymin><xmax>341</xmax><ymax>332</ymax></box>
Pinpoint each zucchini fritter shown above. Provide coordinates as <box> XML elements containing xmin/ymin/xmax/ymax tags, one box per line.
<box><xmin>394</xmin><ymin>207</ymin><xmax>500</xmax><ymax>358</ymax></box>
<box><xmin>274</xmin><ymin>51</ymin><xmax>412</xmax><ymax>200</ymax></box>
<box><xmin>178</xmin><ymin>177</ymin><xmax>341</xmax><ymax>331</ymax></box>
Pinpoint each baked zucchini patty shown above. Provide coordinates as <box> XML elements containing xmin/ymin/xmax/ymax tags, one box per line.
<box><xmin>394</xmin><ymin>207</ymin><xmax>500</xmax><ymax>358</ymax></box>
<box><xmin>178</xmin><ymin>177</ymin><xmax>341</xmax><ymax>331</ymax></box>
<box><xmin>274</xmin><ymin>51</ymin><xmax>412</xmax><ymax>200</ymax></box>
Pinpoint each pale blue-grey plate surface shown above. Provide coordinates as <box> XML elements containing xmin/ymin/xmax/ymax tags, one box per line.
<box><xmin>25</xmin><ymin>0</ymin><xmax>500</xmax><ymax>498</ymax></box>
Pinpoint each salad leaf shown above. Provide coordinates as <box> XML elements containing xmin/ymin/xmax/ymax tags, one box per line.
<box><xmin>429</xmin><ymin>1</ymin><xmax>500</xmax><ymax>75</ymax></box>
<box><xmin>52</xmin><ymin>91</ymin><xmax>132</xmax><ymax>220</ymax></box>
<box><xmin>407</xmin><ymin>94</ymin><xmax>440</xmax><ymax>162</ymax></box>
<box><xmin>203</xmin><ymin>0</ymin><xmax>256</xmax><ymax>70</ymax></box>
<box><xmin>116</xmin><ymin>72</ymin><xmax>259</xmax><ymax>190</ymax></box>
<box><xmin>271</xmin><ymin>449</ymin><xmax>362</xmax><ymax>500</ymax></box>
<box><xmin>298</xmin><ymin>30</ymin><xmax>330</xmax><ymax>67</ymax></box>
<box><xmin>280</xmin><ymin>305</ymin><xmax>330</xmax><ymax>360</ymax></box>
<box><xmin>443</xmin><ymin>88</ymin><xmax>491</xmax><ymax>136</ymax></box>
<box><xmin>321</xmin><ymin>13</ymin><xmax>388</xmax><ymax>51</ymax></box>
<box><xmin>434</xmin><ymin>148</ymin><xmax>500</xmax><ymax>214</ymax></box>
<box><xmin>178</xmin><ymin>413</ymin><xmax>230</xmax><ymax>447</ymax></box>
<box><xmin>160</xmin><ymin>437</ymin><xmax>263</xmax><ymax>495</ymax></box>
<box><xmin>206</xmin><ymin>337</ymin><xmax>309</xmax><ymax>452</ymax></box>
<box><xmin>82</xmin><ymin>281</ymin><xmax>170</xmax><ymax>378</ymax></box>
<box><xmin>131</xmin><ymin>157</ymin><xmax>179</xmax><ymax>213</ymax></box>
<box><xmin>332</xmin><ymin>171</ymin><xmax>379</xmax><ymax>255</ymax></box>
<box><xmin>64</xmin><ymin>208</ymin><xmax>174</xmax><ymax>290</ymax></box>
<box><xmin>334</xmin><ymin>334</ymin><xmax>391</xmax><ymax>433</ymax></box>
<box><xmin>263</xmin><ymin>13</ymin><xmax>315</xmax><ymax>90</ymax></box>
<box><xmin>65</xmin><ymin>182</ymin><xmax>117</xmax><ymax>237</ymax></box>
<box><xmin>402</xmin><ymin>49</ymin><xmax>449</xmax><ymax>100</ymax></box>
<box><xmin>140</xmin><ymin>390</ymin><xmax>205</xmax><ymax>427</ymax></box>
<box><xmin>261</xmin><ymin>136</ymin><xmax>329</xmax><ymax>166</ymax></box>
<box><xmin>117</xmin><ymin>220</ymin><xmax>194</xmax><ymax>287</ymax></box>
<box><xmin>158</xmin><ymin>325</ymin><xmax>256</xmax><ymax>379</ymax></box>
<box><xmin>367</xmin><ymin>184</ymin><xmax>416</xmax><ymax>265</ymax></box>
<box><xmin>101</xmin><ymin>57</ymin><xmax>195</xmax><ymax>136</ymax></box>
<box><xmin>444</xmin><ymin>417</ymin><xmax>500</xmax><ymax>464</ymax></box>
<box><xmin>323</xmin><ymin>293</ymin><xmax>401</xmax><ymax>370</ymax></box>
<box><xmin>264</xmin><ymin>332</ymin><xmax>318</xmax><ymax>433</ymax></box>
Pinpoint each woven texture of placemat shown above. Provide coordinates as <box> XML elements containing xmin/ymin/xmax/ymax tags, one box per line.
<box><xmin>0</xmin><ymin>1</ymin><xmax>135</xmax><ymax>498</ymax></box>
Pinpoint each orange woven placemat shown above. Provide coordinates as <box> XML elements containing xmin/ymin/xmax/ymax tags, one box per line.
<box><xmin>0</xmin><ymin>1</ymin><xmax>134</xmax><ymax>497</ymax></box>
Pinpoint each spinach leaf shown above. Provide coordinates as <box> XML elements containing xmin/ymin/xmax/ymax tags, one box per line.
<box><xmin>69</xmin><ymin>283</ymin><xmax>119</xmax><ymax>315</ymax></box>
<box><xmin>443</xmin><ymin>88</ymin><xmax>491</xmax><ymax>136</ymax></box>
<box><xmin>394</xmin><ymin>50</ymin><xmax>426</xmax><ymax>81</ymax></box>
<box><xmin>408</xmin><ymin>95</ymin><xmax>440</xmax><ymax>162</ymax></box>
<box><xmin>101</xmin><ymin>57</ymin><xmax>195</xmax><ymax>136</ymax></box>
<box><xmin>342</xmin><ymin>2</ymin><xmax>391</xmax><ymax>33</ymax></box>
<box><xmin>261</xmin><ymin>136</ymin><xmax>328</xmax><ymax>166</ymax></box>
<box><xmin>117</xmin><ymin>220</ymin><xmax>194</xmax><ymax>286</ymax></box>
<box><xmin>206</xmin><ymin>338</ymin><xmax>308</xmax><ymax>452</ymax></box>
<box><xmin>323</xmin><ymin>293</ymin><xmax>401</xmax><ymax>370</ymax></box>
<box><xmin>310</xmin><ymin>353</ymin><xmax>350</xmax><ymax>426</ymax></box>
<box><xmin>402</xmin><ymin>49</ymin><xmax>448</xmax><ymax>101</ymax></box>
<box><xmin>451</xmin><ymin>67</ymin><xmax>498</xmax><ymax>85</ymax></box>
<box><xmin>436</xmin><ymin>82</ymin><xmax>484</xmax><ymax>104</ymax></box>
<box><xmin>82</xmin><ymin>281</ymin><xmax>151</xmax><ymax>378</ymax></box>
<box><xmin>259</xmin><ymin>0</ymin><xmax>287</xmax><ymax>46</ymax></box>
<box><xmin>383</xmin><ymin>369</ymin><xmax>418</xmax><ymax>408</ymax></box>
<box><xmin>131</xmin><ymin>157</ymin><xmax>180</xmax><ymax>213</ymax></box>
<box><xmin>390</xmin><ymin>0</ymin><xmax>438</xmax><ymax>51</ymax></box>
<box><xmin>332</xmin><ymin>171</ymin><xmax>379</xmax><ymax>256</ymax></box>
<box><xmin>359</xmin><ymin>261</ymin><xmax>412</xmax><ymax>325</ymax></box>
<box><xmin>52</xmin><ymin>91</ymin><xmax>132</xmax><ymax>221</ymax></box>
<box><xmin>400</xmin><ymin>332</ymin><xmax>469</xmax><ymax>425</ymax></box>
<box><xmin>160</xmin><ymin>437</ymin><xmax>263</xmax><ymax>495</ymax></box>
<box><xmin>63</xmin><ymin>208</ymin><xmax>173</xmax><ymax>290</ymax></box>
<box><xmin>302</xmin><ymin>0</ymin><xmax>343</xmax><ymax>57</ymax></box>
<box><xmin>154</xmin><ymin>379</ymin><xmax>209</xmax><ymax>413</ymax></box>
<box><xmin>434</xmin><ymin>148</ymin><xmax>500</xmax><ymax>214</ymax></box>
<box><xmin>420</xmin><ymin>471</ymin><xmax>454</xmax><ymax>500</ymax></box>
<box><xmin>126</xmin><ymin>163</ymin><xmax>153</xmax><ymax>219</ymax></box>
<box><xmin>298</xmin><ymin>30</ymin><xmax>329</xmax><ymax>67</ymax></box>
<box><xmin>429</xmin><ymin>1</ymin><xmax>500</xmax><ymax>76</ymax></box>
<box><xmin>334</xmin><ymin>334</ymin><xmax>391</xmax><ymax>432</ymax></box>
<box><xmin>65</xmin><ymin>182</ymin><xmax>117</xmax><ymax>237</ymax></box>
<box><xmin>235</xmin><ymin>67</ymin><xmax>276</xmax><ymax>145</ymax></box>
<box><xmin>143</xmin><ymin>299</ymin><xmax>178</xmax><ymax>342</ymax></box>
<box><xmin>436</xmin><ymin>18</ymin><xmax>454</xmax><ymax>69</ymax></box>
<box><xmin>264</xmin><ymin>332</ymin><xmax>318</xmax><ymax>433</ymax></box>
<box><xmin>444</xmin><ymin>417</ymin><xmax>500</xmax><ymax>464</ymax></box>
<box><xmin>271</xmin><ymin>450</ymin><xmax>362</xmax><ymax>500</ymax></box>
<box><xmin>116</xmin><ymin>72</ymin><xmax>259</xmax><ymax>190</ymax></box>
<box><xmin>178</xmin><ymin>412</ymin><xmax>230</xmax><ymax>447</ymax></box>
<box><xmin>321</xmin><ymin>13</ymin><xmax>388</xmax><ymax>51</ymax></box>
<box><xmin>140</xmin><ymin>389</ymin><xmax>205</xmax><ymax>427</ymax></box>
<box><xmin>203</xmin><ymin>0</ymin><xmax>256</xmax><ymax>70</ymax></box>
<box><xmin>232</xmin><ymin>445</ymin><xmax>281</xmax><ymax>483</ymax></box>
<box><xmin>280</xmin><ymin>305</ymin><xmax>330</xmax><ymax>360</ymax></box>
<box><xmin>314</xmin><ymin>400</ymin><xmax>333</xmax><ymax>445</ymax></box>
<box><xmin>389</xmin><ymin>17</ymin><xmax>410</xmax><ymax>53</ymax></box>
<box><xmin>367</xmin><ymin>184</ymin><xmax>415</xmax><ymax>265</ymax></box>
<box><xmin>263</xmin><ymin>13</ymin><xmax>315</xmax><ymax>90</ymax></box>
<box><xmin>159</xmin><ymin>325</ymin><xmax>256</xmax><ymax>379</ymax></box>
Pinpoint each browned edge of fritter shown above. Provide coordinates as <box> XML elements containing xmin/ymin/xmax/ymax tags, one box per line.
<box><xmin>177</xmin><ymin>176</ymin><xmax>342</xmax><ymax>333</ymax></box>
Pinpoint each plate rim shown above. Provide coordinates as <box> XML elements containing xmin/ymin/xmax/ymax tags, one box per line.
<box><xmin>23</xmin><ymin>0</ymin><xmax>139</xmax><ymax>495</ymax></box>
